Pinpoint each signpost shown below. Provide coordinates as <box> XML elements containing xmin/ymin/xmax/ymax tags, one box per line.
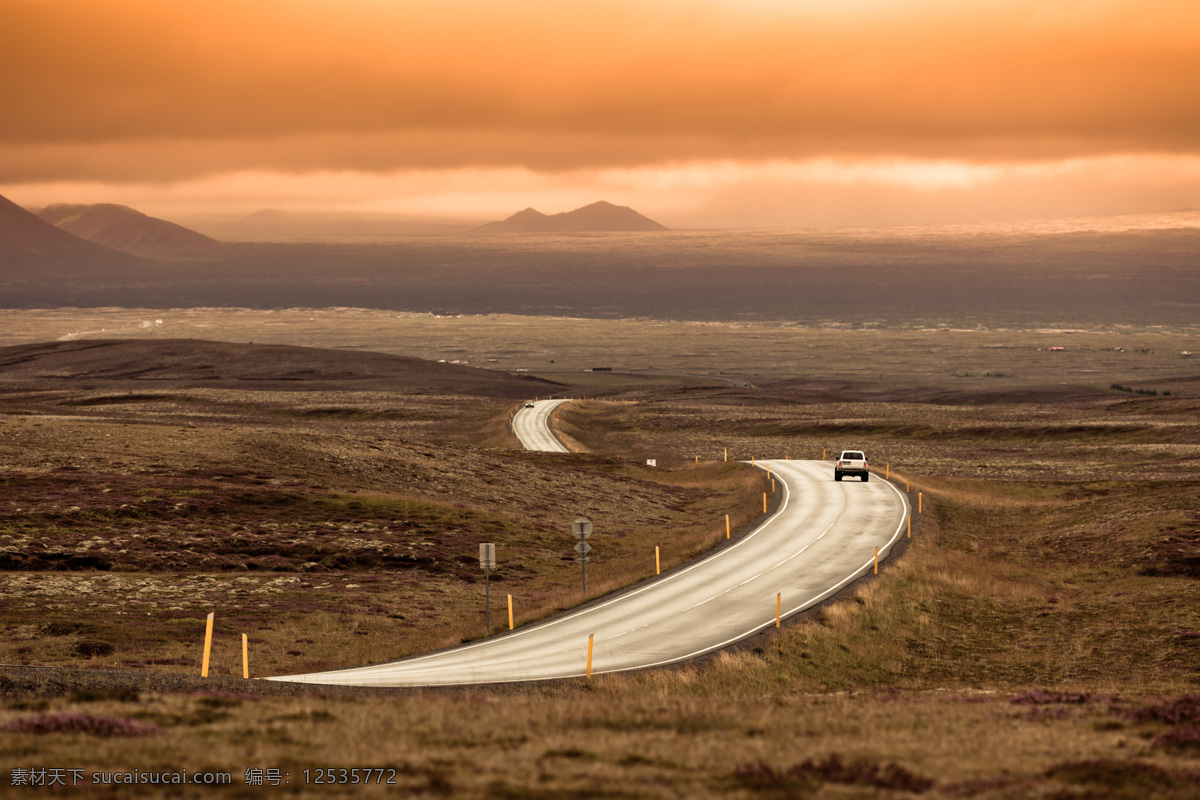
<box><xmin>480</xmin><ymin>543</ymin><xmax>496</xmax><ymax>636</ymax></box>
<box><xmin>571</xmin><ymin>517</ymin><xmax>593</xmax><ymax>599</ymax></box>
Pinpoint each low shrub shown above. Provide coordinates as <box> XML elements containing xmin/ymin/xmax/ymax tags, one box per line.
<box><xmin>1153</xmin><ymin>727</ymin><xmax>1200</xmax><ymax>752</ymax></box>
<box><xmin>73</xmin><ymin>641</ymin><xmax>115</xmax><ymax>658</ymax></box>
<box><xmin>1128</xmin><ymin>696</ymin><xmax>1200</xmax><ymax>726</ymax></box>
<box><xmin>734</xmin><ymin>754</ymin><xmax>934</xmax><ymax>793</ymax></box>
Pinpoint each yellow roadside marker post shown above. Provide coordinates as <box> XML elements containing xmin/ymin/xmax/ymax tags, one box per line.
<box><xmin>655</xmin><ymin>546</ymin><xmax>661</xmax><ymax>575</ymax></box>
<box><xmin>874</xmin><ymin>547</ymin><xmax>879</xmax><ymax>575</ymax></box>
<box><xmin>908</xmin><ymin>516</ymin><xmax>911</xmax><ymax>538</ymax></box>
<box><xmin>508</xmin><ymin>595</ymin><xmax>514</xmax><ymax>630</ymax></box>
<box><xmin>726</xmin><ymin>514</ymin><xmax>730</xmax><ymax>539</ymax></box>
<box><xmin>724</xmin><ymin>448</ymin><xmax>727</xmax><ymax>462</ymax></box>
<box><xmin>822</xmin><ymin>448</ymin><xmax>826</xmax><ymax>460</ymax></box>
<box><xmin>772</xmin><ymin>479</ymin><xmax>775</xmax><ymax>494</ymax></box>
<box><xmin>919</xmin><ymin>492</ymin><xmax>923</xmax><ymax>514</ymax></box>
<box><xmin>201</xmin><ymin>612</ymin><xmax>214</xmax><ymax>678</ymax></box>
<box><xmin>886</xmin><ymin>463</ymin><xmax>890</xmax><ymax>480</ymax></box>
<box><xmin>763</xmin><ymin>493</ymin><xmax>767</xmax><ymax>513</ymax></box>
<box><xmin>586</xmin><ymin>634</ymin><xmax>595</xmax><ymax>679</ymax></box>
<box><xmin>242</xmin><ymin>634</ymin><xmax>248</xmax><ymax>679</ymax></box>
<box><xmin>776</xmin><ymin>593</ymin><xmax>781</xmax><ymax>628</ymax></box>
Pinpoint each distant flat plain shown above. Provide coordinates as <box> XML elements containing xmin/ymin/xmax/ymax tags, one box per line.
<box><xmin>2</xmin><ymin>308</ymin><xmax>1197</xmax><ymax>398</ymax></box>
<box><xmin>5</xmin><ymin>223</ymin><xmax>1199</xmax><ymax>328</ymax></box>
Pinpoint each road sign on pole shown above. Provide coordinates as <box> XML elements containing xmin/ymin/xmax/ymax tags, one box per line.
<box><xmin>480</xmin><ymin>543</ymin><xmax>496</xmax><ymax>636</ymax></box>
<box><xmin>570</xmin><ymin>518</ymin><xmax>593</xmax><ymax>597</ymax></box>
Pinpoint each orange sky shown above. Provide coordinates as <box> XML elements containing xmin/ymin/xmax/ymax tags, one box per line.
<box><xmin>3</xmin><ymin>0</ymin><xmax>1200</xmax><ymax>227</ymax></box>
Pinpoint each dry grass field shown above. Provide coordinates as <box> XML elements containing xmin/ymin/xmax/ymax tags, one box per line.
<box><xmin>2</xmin><ymin>309</ymin><xmax>1199</xmax><ymax>798</ymax></box>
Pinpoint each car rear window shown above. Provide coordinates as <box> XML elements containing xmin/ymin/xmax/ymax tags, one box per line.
<box><xmin>842</xmin><ymin>452</ymin><xmax>864</xmax><ymax>460</ymax></box>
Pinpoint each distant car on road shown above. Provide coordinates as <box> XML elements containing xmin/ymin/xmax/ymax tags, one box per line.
<box><xmin>525</xmin><ymin>401</ymin><xmax>536</xmax><ymax>408</ymax></box>
<box><xmin>834</xmin><ymin>450</ymin><xmax>869</xmax><ymax>482</ymax></box>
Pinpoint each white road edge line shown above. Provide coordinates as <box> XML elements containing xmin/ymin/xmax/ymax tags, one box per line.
<box><xmin>538</xmin><ymin>399</ymin><xmax>568</xmax><ymax>451</ymax></box>
<box><xmin>286</xmin><ymin>462</ymin><xmax>910</xmax><ymax>686</ymax></box>
<box><xmin>327</xmin><ymin>460</ymin><xmax>800</xmax><ymax>673</ymax></box>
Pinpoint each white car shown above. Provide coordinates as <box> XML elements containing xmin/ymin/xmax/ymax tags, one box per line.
<box><xmin>524</xmin><ymin>401</ymin><xmax>536</xmax><ymax>408</ymax></box>
<box><xmin>834</xmin><ymin>450</ymin><xmax>869</xmax><ymax>482</ymax></box>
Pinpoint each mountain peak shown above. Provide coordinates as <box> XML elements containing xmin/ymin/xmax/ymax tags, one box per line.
<box><xmin>510</xmin><ymin>207</ymin><xmax>548</xmax><ymax>219</ymax></box>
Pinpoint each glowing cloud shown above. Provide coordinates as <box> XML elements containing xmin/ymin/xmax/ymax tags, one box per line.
<box><xmin>2</xmin><ymin>0</ymin><xmax>1199</xmax><ymax>225</ymax></box>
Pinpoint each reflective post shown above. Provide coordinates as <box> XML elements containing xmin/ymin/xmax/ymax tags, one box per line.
<box><xmin>201</xmin><ymin>612</ymin><xmax>214</xmax><ymax>678</ymax></box>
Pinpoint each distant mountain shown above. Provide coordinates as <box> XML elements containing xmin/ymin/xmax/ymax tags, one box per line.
<box><xmin>0</xmin><ymin>193</ymin><xmax>150</xmax><ymax>276</ymax></box>
<box><xmin>476</xmin><ymin>201</ymin><xmax>668</xmax><ymax>234</ymax></box>
<box><xmin>38</xmin><ymin>203</ymin><xmax>218</xmax><ymax>259</ymax></box>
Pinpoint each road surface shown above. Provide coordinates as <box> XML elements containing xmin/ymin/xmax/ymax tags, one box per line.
<box><xmin>270</xmin><ymin>459</ymin><xmax>908</xmax><ymax>687</ymax></box>
<box><xmin>511</xmin><ymin>399</ymin><xmax>570</xmax><ymax>452</ymax></box>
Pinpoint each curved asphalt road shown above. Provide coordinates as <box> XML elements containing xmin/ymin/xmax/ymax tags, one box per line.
<box><xmin>270</xmin><ymin>456</ymin><xmax>908</xmax><ymax>687</ymax></box>
<box><xmin>511</xmin><ymin>399</ymin><xmax>571</xmax><ymax>452</ymax></box>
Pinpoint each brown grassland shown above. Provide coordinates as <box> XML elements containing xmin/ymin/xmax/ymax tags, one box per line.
<box><xmin>1</xmin><ymin>309</ymin><xmax>1199</xmax><ymax>798</ymax></box>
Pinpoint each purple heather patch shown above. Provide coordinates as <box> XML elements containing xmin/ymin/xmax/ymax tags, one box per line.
<box><xmin>2</xmin><ymin>712</ymin><xmax>159</xmax><ymax>737</ymax></box>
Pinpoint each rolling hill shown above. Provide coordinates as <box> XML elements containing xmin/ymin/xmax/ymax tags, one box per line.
<box><xmin>38</xmin><ymin>203</ymin><xmax>219</xmax><ymax>259</ymax></box>
<box><xmin>0</xmin><ymin>339</ymin><xmax>560</xmax><ymax>397</ymax></box>
<box><xmin>476</xmin><ymin>201</ymin><xmax>668</xmax><ymax>233</ymax></box>
<box><xmin>0</xmin><ymin>192</ymin><xmax>151</xmax><ymax>276</ymax></box>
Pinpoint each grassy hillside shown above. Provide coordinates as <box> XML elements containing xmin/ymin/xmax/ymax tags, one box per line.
<box><xmin>1</xmin><ymin>321</ymin><xmax>1198</xmax><ymax>797</ymax></box>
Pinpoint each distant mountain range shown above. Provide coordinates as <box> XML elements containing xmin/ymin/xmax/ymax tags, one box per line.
<box><xmin>4</xmin><ymin>190</ymin><xmax>1197</xmax><ymax>328</ymax></box>
<box><xmin>37</xmin><ymin>203</ymin><xmax>219</xmax><ymax>259</ymax></box>
<box><xmin>476</xmin><ymin>201</ymin><xmax>667</xmax><ymax>234</ymax></box>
